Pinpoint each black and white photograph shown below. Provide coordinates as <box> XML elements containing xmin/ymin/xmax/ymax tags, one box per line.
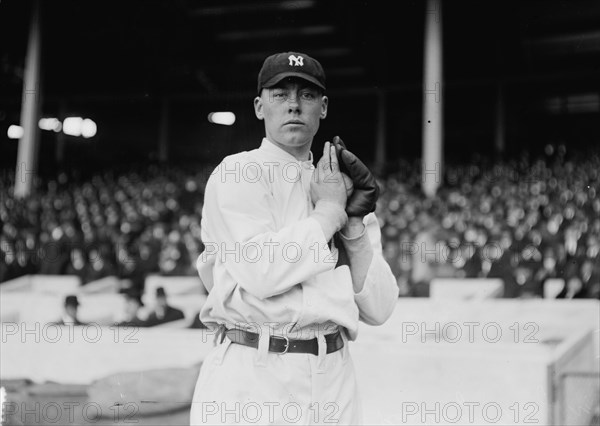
<box><xmin>1</xmin><ymin>0</ymin><xmax>599</xmax><ymax>425</ymax></box>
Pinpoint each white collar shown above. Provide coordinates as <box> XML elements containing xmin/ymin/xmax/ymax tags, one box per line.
<box><xmin>259</xmin><ymin>138</ymin><xmax>313</xmax><ymax>164</ymax></box>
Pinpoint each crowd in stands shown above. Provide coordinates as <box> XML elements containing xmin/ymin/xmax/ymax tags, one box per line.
<box><xmin>378</xmin><ymin>147</ymin><xmax>600</xmax><ymax>299</ymax></box>
<box><xmin>1</xmin><ymin>147</ymin><xmax>599</xmax><ymax>302</ymax></box>
<box><xmin>0</xmin><ymin>164</ymin><xmax>214</xmax><ymax>291</ymax></box>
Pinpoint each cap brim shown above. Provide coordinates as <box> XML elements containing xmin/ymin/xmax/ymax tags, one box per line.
<box><xmin>261</xmin><ymin>72</ymin><xmax>326</xmax><ymax>92</ymax></box>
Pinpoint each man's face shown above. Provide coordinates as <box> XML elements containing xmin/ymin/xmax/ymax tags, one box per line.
<box><xmin>254</xmin><ymin>78</ymin><xmax>328</xmax><ymax>153</ymax></box>
<box><xmin>65</xmin><ymin>305</ymin><xmax>78</xmax><ymax>318</ymax></box>
<box><xmin>156</xmin><ymin>296</ymin><xmax>167</xmax><ymax>309</ymax></box>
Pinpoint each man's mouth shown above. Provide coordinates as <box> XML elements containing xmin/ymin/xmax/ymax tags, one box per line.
<box><xmin>284</xmin><ymin>120</ymin><xmax>304</xmax><ymax>126</ymax></box>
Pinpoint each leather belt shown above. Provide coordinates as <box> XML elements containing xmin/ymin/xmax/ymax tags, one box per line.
<box><xmin>225</xmin><ymin>328</ymin><xmax>344</xmax><ymax>355</ymax></box>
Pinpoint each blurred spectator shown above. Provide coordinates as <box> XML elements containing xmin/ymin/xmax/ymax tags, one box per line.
<box><xmin>515</xmin><ymin>266</ymin><xmax>542</xmax><ymax>298</ymax></box>
<box><xmin>116</xmin><ymin>290</ymin><xmax>146</xmax><ymax>327</ymax></box>
<box><xmin>556</xmin><ymin>276</ymin><xmax>588</xmax><ymax>299</ymax></box>
<box><xmin>580</xmin><ymin>258</ymin><xmax>600</xmax><ymax>299</ymax></box>
<box><xmin>54</xmin><ymin>295</ymin><xmax>87</xmax><ymax>326</ymax></box>
<box><xmin>84</xmin><ymin>247</ymin><xmax>117</xmax><ymax>283</ymax></box>
<box><xmin>143</xmin><ymin>286</ymin><xmax>185</xmax><ymax>327</ymax></box>
<box><xmin>410</xmin><ymin>212</ymin><xmax>439</xmax><ymax>297</ymax></box>
<box><xmin>533</xmin><ymin>247</ymin><xmax>560</xmax><ymax>296</ymax></box>
<box><xmin>488</xmin><ymin>244</ymin><xmax>519</xmax><ymax>297</ymax></box>
<box><xmin>64</xmin><ymin>248</ymin><xmax>88</xmax><ymax>284</ymax></box>
<box><xmin>461</xmin><ymin>245</ymin><xmax>483</xmax><ymax>279</ymax></box>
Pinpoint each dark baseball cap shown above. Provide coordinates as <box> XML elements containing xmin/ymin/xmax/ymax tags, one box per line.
<box><xmin>65</xmin><ymin>295</ymin><xmax>80</xmax><ymax>307</ymax></box>
<box><xmin>257</xmin><ymin>51</ymin><xmax>326</xmax><ymax>94</ymax></box>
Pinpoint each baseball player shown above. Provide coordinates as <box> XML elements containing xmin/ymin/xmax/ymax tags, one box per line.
<box><xmin>190</xmin><ymin>51</ymin><xmax>399</xmax><ymax>425</ymax></box>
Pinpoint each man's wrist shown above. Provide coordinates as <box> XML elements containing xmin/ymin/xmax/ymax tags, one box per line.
<box><xmin>340</xmin><ymin>216</ymin><xmax>366</xmax><ymax>239</ymax></box>
<box><xmin>311</xmin><ymin>200</ymin><xmax>348</xmax><ymax>240</ymax></box>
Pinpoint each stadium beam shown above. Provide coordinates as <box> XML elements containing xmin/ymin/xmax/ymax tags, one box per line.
<box><xmin>374</xmin><ymin>88</ymin><xmax>387</xmax><ymax>176</ymax></box>
<box><xmin>494</xmin><ymin>83</ymin><xmax>506</xmax><ymax>156</ymax></box>
<box><xmin>55</xmin><ymin>101</ymin><xmax>67</xmax><ymax>165</ymax></box>
<box><xmin>158</xmin><ymin>98</ymin><xmax>170</xmax><ymax>163</ymax></box>
<box><xmin>14</xmin><ymin>0</ymin><xmax>42</xmax><ymax>199</ymax></box>
<box><xmin>421</xmin><ymin>0</ymin><xmax>444</xmax><ymax>198</ymax></box>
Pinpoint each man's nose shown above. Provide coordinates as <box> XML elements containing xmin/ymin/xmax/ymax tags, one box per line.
<box><xmin>287</xmin><ymin>94</ymin><xmax>300</xmax><ymax>112</ymax></box>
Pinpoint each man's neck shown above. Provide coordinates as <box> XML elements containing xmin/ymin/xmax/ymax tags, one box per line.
<box><xmin>63</xmin><ymin>314</ymin><xmax>77</xmax><ymax>323</ymax></box>
<box><xmin>291</xmin><ymin>147</ymin><xmax>311</xmax><ymax>162</ymax></box>
<box><xmin>267</xmin><ymin>138</ymin><xmax>311</xmax><ymax>161</ymax></box>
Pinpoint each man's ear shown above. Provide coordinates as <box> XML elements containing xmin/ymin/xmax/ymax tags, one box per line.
<box><xmin>320</xmin><ymin>95</ymin><xmax>328</xmax><ymax>119</ymax></box>
<box><xmin>254</xmin><ymin>96</ymin><xmax>264</xmax><ymax>120</ymax></box>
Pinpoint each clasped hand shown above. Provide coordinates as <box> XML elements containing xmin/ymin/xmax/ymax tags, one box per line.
<box><xmin>310</xmin><ymin>141</ymin><xmax>347</xmax><ymax>209</ymax></box>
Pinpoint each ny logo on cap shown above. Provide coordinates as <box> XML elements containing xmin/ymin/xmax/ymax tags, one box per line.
<box><xmin>288</xmin><ymin>55</ymin><xmax>304</xmax><ymax>66</ymax></box>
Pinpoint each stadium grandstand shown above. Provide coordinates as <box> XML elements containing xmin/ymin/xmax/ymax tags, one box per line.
<box><xmin>1</xmin><ymin>1</ymin><xmax>599</xmax><ymax>425</ymax></box>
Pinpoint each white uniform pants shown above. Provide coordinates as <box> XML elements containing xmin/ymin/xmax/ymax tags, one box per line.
<box><xmin>190</xmin><ymin>331</ymin><xmax>362</xmax><ymax>425</ymax></box>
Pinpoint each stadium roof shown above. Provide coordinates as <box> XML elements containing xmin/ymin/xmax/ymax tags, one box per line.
<box><xmin>1</xmin><ymin>0</ymin><xmax>599</xmax><ymax>101</ymax></box>
<box><xmin>1</xmin><ymin>0</ymin><xmax>599</xmax><ymax>169</ymax></box>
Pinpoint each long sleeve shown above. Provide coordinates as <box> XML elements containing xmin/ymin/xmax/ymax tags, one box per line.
<box><xmin>198</xmin><ymin>154</ymin><xmax>338</xmax><ymax>300</ymax></box>
<box><xmin>339</xmin><ymin>213</ymin><xmax>399</xmax><ymax>325</ymax></box>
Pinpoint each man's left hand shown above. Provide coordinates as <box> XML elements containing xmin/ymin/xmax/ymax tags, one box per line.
<box><xmin>333</xmin><ymin>136</ymin><xmax>379</xmax><ymax>217</ymax></box>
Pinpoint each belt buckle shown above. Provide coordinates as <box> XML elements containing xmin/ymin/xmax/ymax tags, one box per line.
<box><xmin>272</xmin><ymin>335</ymin><xmax>290</xmax><ymax>354</ymax></box>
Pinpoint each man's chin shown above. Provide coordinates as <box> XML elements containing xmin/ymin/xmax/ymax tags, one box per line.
<box><xmin>283</xmin><ymin>133</ymin><xmax>312</xmax><ymax>147</ymax></box>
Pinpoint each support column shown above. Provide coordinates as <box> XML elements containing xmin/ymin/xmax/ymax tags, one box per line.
<box><xmin>15</xmin><ymin>0</ymin><xmax>42</xmax><ymax>199</ymax></box>
<box><xmin>374</xmin><ymin>89</ymin><xmax>387</xmax><ymax>177</ymax></box>
<box><xmin>494</xmin><ymin>83</ymin><xmax>506</xmax><ymax>156</ymax></box>
<box><xmin>421</xmin><ymin>0</ymin><xmax>444</xmax><ymax>198</ymax></box>
<box><xmin>55</xmin><ymin>101</ymin><xmax>67</xmax><ymax>165</ymax></box>
<box><xmin>158</xmin><ymin>98</ymin><xmax>170</xmax><ymax>163</ymax></box>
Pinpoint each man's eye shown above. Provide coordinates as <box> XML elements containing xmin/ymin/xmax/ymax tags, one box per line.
<box><xmin>272</xmin><ymin>92</ymin><xmax>287</xmax><ymax>100</ymax></box>
<box><xmin>301</xmin><ymin>92</ymin><xmax>316</xmax><ymax>100</ymax></box>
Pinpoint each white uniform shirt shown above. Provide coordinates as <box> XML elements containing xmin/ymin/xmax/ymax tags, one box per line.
<box><xmin>197</xmin><ymin>138</ymin><xmax>398</xmax><ymax>340</ymax></box>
